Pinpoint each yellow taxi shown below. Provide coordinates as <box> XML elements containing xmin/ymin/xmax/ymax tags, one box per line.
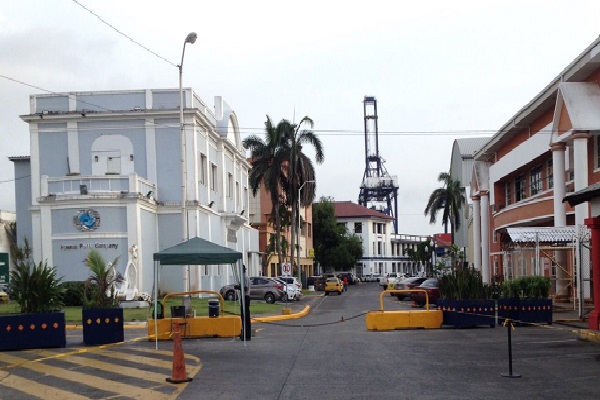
<box><xmin>324</xmin><ymin>277</ymin><xmax>344</xmax><ymax>296</ymax></box>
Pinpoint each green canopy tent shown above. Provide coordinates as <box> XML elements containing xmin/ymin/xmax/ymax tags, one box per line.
<box><xmin>152</xmin><ymin>237</ymin><xmax>244</xmax><ymax>347</ymax></box>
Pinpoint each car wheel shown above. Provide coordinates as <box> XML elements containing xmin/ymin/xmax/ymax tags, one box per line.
<box><xmin>397</xmin><ymin>295</ymin><xmax>404</xmax><ymax>301</ymax></box>
<box><xmin>338</xmin><ymin>290</ymin><xmax>342</xmax><ymax>295</ymax></box>
<box><xmin>225</xmin><ymin>290</ymin><xmax>236</xmax><ymax>301</ymax></box>
<box><xmin>281</xmin><ymin>293</ymin><xmax>288</xmax><ymax>302</ymax></box>
<box><xmin>265</xmin><ymin>292</ymin><xmax>275</xmax><ymax>304</ymax></box>
<box><xmin>325</xmin><ymin>291</ymin><xmax>329</xmax><ymax>296</ymax></box>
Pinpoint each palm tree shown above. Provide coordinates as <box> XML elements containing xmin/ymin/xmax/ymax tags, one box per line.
<box><xmin>243</xmin><ymin>116</ymin><xmax>290</xmax><ymax>273</ymax></box>
<box><xmin>83</xmin><ymin>249</ymin><xmax>121</xmax><ymax>308</ymax></box>
<box><xmin>424</xmin><ymin>172</ymin><xmax>465</xmax><ymax>247</ymax></box>
<box><xmin>283</xmin><ymin>116</ymin><xmax>324</xmax><ymax>282</ymax></box>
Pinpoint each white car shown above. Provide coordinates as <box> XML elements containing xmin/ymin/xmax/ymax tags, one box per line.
<box><xmin>277</xmin><ymin>276</ymin><xmax>302</xmax><ymax>301</ymax></box>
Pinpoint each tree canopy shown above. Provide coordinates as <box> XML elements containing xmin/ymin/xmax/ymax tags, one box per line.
<box><xmin>312</xmin><ymin>197</ymin><xmax>363</xmax><ymax>271</ymax></box>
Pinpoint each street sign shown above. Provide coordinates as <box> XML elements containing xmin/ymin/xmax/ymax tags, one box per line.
<box><xmin>282</xmin><ymin>262</ymin><xmax>291</xmax><ymax>276</ymax></box>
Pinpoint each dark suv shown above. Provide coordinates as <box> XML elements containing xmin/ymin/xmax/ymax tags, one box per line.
<box><xmin>220</xmin><ymin>276</ymin><xmax>286</xmax><ymax>304</ymax></box>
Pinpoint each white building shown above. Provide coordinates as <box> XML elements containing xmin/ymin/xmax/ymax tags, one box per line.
<box><xmin>333</xmin><ymin>201</ymin><xmax>429</xmax><ymax>278</ymax></box>
<box><xmin>12</xmin><ymin>88</ymin><xmax>259</xmax><ymax>295</ymax></box>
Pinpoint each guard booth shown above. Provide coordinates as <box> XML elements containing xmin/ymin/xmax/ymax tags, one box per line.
<box><xmin>149</xmin><ymin>237</ymin><xmax>246</xmax><ymax>346</ymax></box>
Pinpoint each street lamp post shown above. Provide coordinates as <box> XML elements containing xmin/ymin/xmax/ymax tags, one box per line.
<box><xmin>179</xmin><ymin>32</ymin><xmax>197</xmax><ymax>292</ymax></box>
<box><xmin>297</xmin><ymin>180</ymin><xmax>315</xmax><ymax>287</ymax></box>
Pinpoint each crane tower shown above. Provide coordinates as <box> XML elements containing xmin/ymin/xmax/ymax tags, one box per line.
<box><xmin>358</xmin><ymin>96</ymin><xmax>399</xmax><ymax>233</ymax></box>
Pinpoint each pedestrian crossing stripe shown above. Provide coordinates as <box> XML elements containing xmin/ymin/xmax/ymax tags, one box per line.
<box><xmin>0</xmin><ymin>345</ymin><xmax>200</xmax><ymax>399</ymax></box>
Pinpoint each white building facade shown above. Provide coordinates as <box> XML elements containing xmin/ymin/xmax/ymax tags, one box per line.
<box><xmin>333</xmin><ymin>201</ymin><xmax>429</xmax><ymax>278</ymax></box>
<box><xmin>14</xmin><ymin>88</ymin><xmax>259</xmax><ymax>295</ymax></box>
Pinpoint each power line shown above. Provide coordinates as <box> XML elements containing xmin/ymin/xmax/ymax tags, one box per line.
<box><xmin>71</xmin><ymin>0</ymin><xmax>177</xmax><ymax>68</ymax></box>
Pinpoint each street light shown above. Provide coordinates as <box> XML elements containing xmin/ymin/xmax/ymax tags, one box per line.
<box><xmin>297</xmin><ymin>180</ymin><xmax>315</xmax><ymax>286</ymax></box>
<box><xmin>179</xmin><ymin>32</ymin><xmax>197</xmax><ymax>291</ymax></box>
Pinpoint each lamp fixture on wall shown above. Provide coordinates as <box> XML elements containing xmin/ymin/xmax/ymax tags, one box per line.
<box><xmin>240</xmin><ymin>210</ymin><xmax>245</xmax><ymax>216</ymax></box>
<box><xmin>208</xmin><ymin>201</ymin><xmax>214</xmax><ymax>208</ymax></box>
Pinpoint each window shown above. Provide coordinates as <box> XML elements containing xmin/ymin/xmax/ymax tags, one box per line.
<box><xmin>530</xmin><ymin>166</ymin><xmax>542</xmax><ymax>196</ymax></box>
<box><xmin>210</xmin><ymin>163</ymin><xmax>217</xmax><ymax>191</ymax></box>
<box><xmin>377</xmin><ymin>242</ymin><xmax>382</xmax><ymax>255</ymax></box>
<box><xmin>308</xmin><ymin>223</ymin><xmax>312</xmax><ymax>238</ymax></box>
<box><xmin>354</xmin><ymin>222</ymin><xmax>362</xmax><ymax>234</ymax></box>
<box><xmin>227</xmin><ymin>173</ymin><xmax>233</xmax><ymax>198</ymax></box>
<box><xmin>515</xmin><ymin>175</ymin><xmax>526</xmax><ymax>201</ymax></box>
<box><xmin>546</xmin><ymin>159</ymin><xmax>553</xmax><ymax>189</ymax></box>
<box><xmin>199</xmin><ymin>153</ymin><xmax>207</xmax><ymax>185</ymax></box>
<box><xmin>372</xmin><ymin>223</ymin><xmax>376</xmax><ymax>234</ymax></box>
<box><xmin>505</xmin><ymin>181</ymin><xmax>512</xmax><ymax>206</ymax></box>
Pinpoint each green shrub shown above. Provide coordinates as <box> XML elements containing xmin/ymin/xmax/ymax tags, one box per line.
<box><xmin>60</xmin><ymin>281</ymin><xmax>86</xmax><ymax>306</ymax></box>
<box><xmin>439</xmin><ymin>268</ymin><xmax>494</xmax><ymax>300</ymax></box>
<box><xmin>9</xmin><ymin>239</ymin><xmax>64</xmax><ymax>313</ymax></box>
<box><xmin>500</xmin><ymin>276</ymin><xmax>551</xmax><ymax>299</ymax></box>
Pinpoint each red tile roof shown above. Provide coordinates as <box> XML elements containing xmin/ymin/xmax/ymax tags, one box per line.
<box><xmin>333</xmin><ymin>201</ymin><xmax>394</xmax><ymax>220</ymax></box>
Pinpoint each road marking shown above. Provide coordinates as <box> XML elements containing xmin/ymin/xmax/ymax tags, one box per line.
<box><xmin>0</xmin><ymin>371</ymin><xmax>90</xmax><ymax>400</ymax></box>
<box><xmin>0</xmin><ymin>348</ymin><xmax>201</xmax><ymax>400</ymax></box>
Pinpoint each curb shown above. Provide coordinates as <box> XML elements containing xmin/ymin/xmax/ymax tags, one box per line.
<box><xmin>252</xmin><ymin>305</ymin><xmax>311</xmax><ymax>323</ymax></box>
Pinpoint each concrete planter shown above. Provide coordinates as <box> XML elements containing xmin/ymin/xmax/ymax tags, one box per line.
<box><xmin>82</xmin><ymin>308</ymin><xmax>124</xmax><ymax>345</ymax></box>
<box><xmin>0</xmin><ymin>311</ymin><xmax>66</xmax><ymax>350</ymax></box>
<box><xmin>436</xmin><ymin>299</ymin><xmax>496</xmax><ymax>328</ymax></box>
<box><xmin>497</xmin><ymin>299</ymin><xmax>552</xmax><ymax>326</ymax></box>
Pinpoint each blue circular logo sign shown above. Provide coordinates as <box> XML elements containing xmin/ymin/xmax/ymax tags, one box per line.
<box><xmin>74</xmin><ymin>209</ymin><xmax>100</xmax><ymax>231</ymax></box>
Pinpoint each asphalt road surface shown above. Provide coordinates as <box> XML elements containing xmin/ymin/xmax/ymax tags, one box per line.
<box><xmin>2</xmin><ymin>283</ymin><xmax>600</xmax><ymax>399</ymax></box>
<box><xmin>177</xmin><ymin>283</ymin><xmax>600</xmax><ymax>400</ymax></box>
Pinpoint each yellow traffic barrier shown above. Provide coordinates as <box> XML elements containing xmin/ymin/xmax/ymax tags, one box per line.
<box><xmin>365</xmin><ymin>290</ymin><xmax>442</xmax><ymax>331</ymax></box>
<box><xmin>148</xmin><ymin>290</ymin><xmax>241</xmax><ymax>340</ymax></box>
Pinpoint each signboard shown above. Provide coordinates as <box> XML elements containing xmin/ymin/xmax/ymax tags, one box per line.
<box><xmin>227</xmin><ymin>228</ymin><xmax>237</xmax><ymax>243</ymax></box>
<box><xmin>282</xmin><ymin>262</ymin><xmax>292</xmax><ymax>276</ymax></box>
<box><xmin>0</xmin><ymin>253</ymin><xmax>8</xmax><ymax>284</ymax></box>
<box><xmin>308</xmin><ymin>248</ymin><xmax>315</xmax><ymax>258</ymax></box>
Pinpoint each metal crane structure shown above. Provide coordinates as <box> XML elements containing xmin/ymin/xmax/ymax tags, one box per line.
<box><xmin>358</xmin><ymin>96</ymin><xmax>400</xmax><ymax>233</ymax></box>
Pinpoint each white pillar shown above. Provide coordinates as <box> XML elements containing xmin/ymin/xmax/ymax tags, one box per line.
<box><xmin>480</xmin><ymin>190</ymin><xmax>490</xmax><ymax>284</ymax></box>
<box><xmin>573</xmin><ymin>132</ymin><xmax>590</xmax><ymax>226</ymax></box>
<box><xmin>552</xmin><ymin>142</ymin><xmax>569</xmax><ymax>299</ymax></box>
<box><xmin>552</xmin><ymin>142</ymin><xmax>567</xmax><ymax>228</ymax></box>
<box><xmin>472</xmin><ymin>194</ymin><xmax>481</xmax><ymax>271</ymax></box>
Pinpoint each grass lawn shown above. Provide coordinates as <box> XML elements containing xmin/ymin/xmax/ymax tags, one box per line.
<box><xmin>0</xmin><ymin>298</ymin><xmax>286</xmax><ymax>323</ymax></box>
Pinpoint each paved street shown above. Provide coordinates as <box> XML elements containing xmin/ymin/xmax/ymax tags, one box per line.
<box><xmin>2</xmin><ymin>283</ymin><xmax>600</xmax><ymax>399</ymax></box>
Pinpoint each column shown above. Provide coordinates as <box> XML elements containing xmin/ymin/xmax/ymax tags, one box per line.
<box><xmin>551</xmin><ymin>142</ymin><xmax>567</xmax><ymax>227</ymax></box>
<box><xmin>573</xmin><ymin>132</ymin><xmax>590</xmax><ymax>226</ymax></box>
<box><xmin>552</xmin><ymin>142</ymin><xmax>568</xmax><ymax>297</ymax></box>
<box><xmin>584</xmin><ymin>217</ymin><xmax>600</xmax><ymax>330</ymax></box>
<box><xmin>472</xmin><ymin>194</ymin><xmax>481</xmax><ymax>271</ymax></box>
<box><xmin>480</xmin><ymin>190</ymin><xmax>490</xmax><ymax>284</ymax></box>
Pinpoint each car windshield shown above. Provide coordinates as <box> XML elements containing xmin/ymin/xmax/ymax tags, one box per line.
<box><xmin>420</xmin><ymin>279</ymin><xmax>438</xmax><ymax>287</ymax></box>
<box><xmin>326</xmin><ymin>278</ymin><xmax>338</xmax><ymax>282</ymax></box>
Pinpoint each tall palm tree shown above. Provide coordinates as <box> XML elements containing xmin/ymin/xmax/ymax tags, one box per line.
<box><xmin>283</xmin><ymin>116</ymin><xmax>324</xmax><ymax>281</ymax></box>
<box><xmin>243</xmin><ymin>116</ymin><xmax>290</xmax><ymax>273</ymax></box>
<box><xmin>424</xmin><ymin>172</ymin><xmax>465</xmax><ymax>246</ymax></box>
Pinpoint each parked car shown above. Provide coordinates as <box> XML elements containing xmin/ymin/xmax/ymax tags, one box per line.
<box><xmin>410</xmin><ymin>278</ymin><xmax>440</xmax><ymax>306</ymax></box>
<box><xmin>307</xmin><ymin>275</ymin><xmax>324</xmax><ymax>290</ymax></box>
<box><xmin>220</xmin><ymin>276</ymin><xmax>286</xmax><ymax>304</ymax></box>
<box><xmin>393</xmin><ymin>277</ymin><xmax>428</xmax><ymax>300</ymax></box>
<box><xmin>379</xmin><ymin>273</ymin><xmax>406</xmax><ymax>290</ymax></box>
<box><xmin>276</xmin><ymin>276</ymin><xmax>302</xmax><ymax>301</ymax></box>
<box><xmin>0</xmin><ymin>287</ymin><xmax>8</xmax><ymax>303</ymax></box>
<box><xmin>324</xmin><ymin>277</ymin><xmax>344</xmax><ymax>296</ymax></box>
<box><xmin>337</xmin><ymin>272</ymin><xmax>356</xmax><ymax>285</ymax></box>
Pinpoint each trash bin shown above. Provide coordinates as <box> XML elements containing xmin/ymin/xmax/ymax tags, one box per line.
<box><xmin>208</xmin><ymin>299</ymin><xmax>220</xmax><ymax>318</ymax></box>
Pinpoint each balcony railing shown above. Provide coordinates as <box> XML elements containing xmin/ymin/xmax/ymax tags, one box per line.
<box><xmin>38</xmin><ymin>174</ymin><xmax>156</xmax><ymax>202</ymax></box>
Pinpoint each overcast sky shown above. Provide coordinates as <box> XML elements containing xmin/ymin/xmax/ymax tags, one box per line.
<box><xmin>1</xmin><ymin>0</ymin><xmax>600</xmax><ymax>235</ymax></box>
